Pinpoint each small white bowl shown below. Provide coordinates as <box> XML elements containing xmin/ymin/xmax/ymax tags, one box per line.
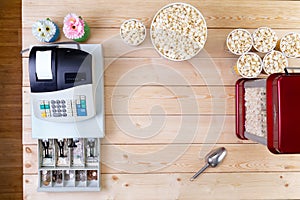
<box><xmin>150</xmin><ymin>2</ymin><xmax>207</xmax><ymax>61</ymax></box>
<box><xmin>226</xmin><ymin>29</ymin><xmax>253</xmax><ymax>55</ymax></box>
<box><xmin>279</xmin><ymin>32</ymin><xmax>300</xmax><ymax>58</ymax></box>
<box><xmin>252</xmin><ymin>27</ymin><xmax>278</xmax><ymax>53</ymax></box>
<box><xmin>120</xmin><ymin>19</ymin><xmax>146</xmax><ymax>46</ymax></box>
<box><xmin>263</xmin><ymin>50</ymin><xmax>288</xmax><ymax>75</ymax></box>
<box><xmin>237</xmin><ymin>52</ymin><xmax>262</xmax><ymax>78</ymax></box>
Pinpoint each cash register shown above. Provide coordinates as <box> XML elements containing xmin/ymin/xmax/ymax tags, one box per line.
<box><xmin>28</xmin><ymin>43</ymin><xmax>104</xmax><ymax>191</ymax></box>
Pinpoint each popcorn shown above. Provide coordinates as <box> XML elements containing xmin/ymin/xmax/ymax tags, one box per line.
<box><xmin>237</xmin><ymin>52</ymin><xmax>262</xmax><ymax>78</ymax></box>
<box><xmin>120</xmin><ymin>19</ymin><xmax>146</xmax><ymax>46</ymax></box>
<box><xmin>150</xmin><ymin>3</ymin><xmax>207</xmax><ymax>61</ymax></box>
<box><xmin>263</xmin><ymin>50</ymin><xmax>288</xmax><ymax>74</ymax></box>
<box><xmin>244</xmin><ymin>87</ymin><xmax>267</xmax><ymax>138</ymax></box>
<box><xmin>252</xmin><ymin>27</ymin><xmax>278</xmax><ymax>53</ymax></box>
<box><xmin>280</xmin><ymin>32</ymin><xmax>300</xmax><ymax>58</ymax></box>
<box><xmin>227</xmin><ymin>29</ymin><xmax>252</xmax><ymax>55</ymax></box>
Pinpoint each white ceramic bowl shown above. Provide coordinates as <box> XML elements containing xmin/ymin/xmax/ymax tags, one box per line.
<box><xmin>226</xmin><ymin>29</ymin><xmax>253</xmax><ymax>55</ymax></box>
<box><xmin>263</xmin><ymin>50</ymin><xmax>288</xmax><ymax>75</ymax></box>
<box><xmin>252</xmin><ymin>27</ymin><xmax>278</xmax><ymax>53</ymax></box>
<box><xmin>237</xmin><ymin>52</ymin><xmax>263</xmax><ymax>78</ymax></box>
<box><xmin>120</xmin><ymin>19</ymin><xmax>146</xmax><ymax>46</ymax></box>
<box><xmin>150</xmin><ymin>2</ymin><xmax>207</xmax><ymax>61</ymax></box>
<box><xmin>279</xmin><ymin>32</ymin><xmax>300</xmax><ymax>58</ymax></box>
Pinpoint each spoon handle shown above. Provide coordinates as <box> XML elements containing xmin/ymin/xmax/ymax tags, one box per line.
<box><xmin>190</xmin><ymin>163</ymin><xmax>210</xmax><ymax>181</ymax></box>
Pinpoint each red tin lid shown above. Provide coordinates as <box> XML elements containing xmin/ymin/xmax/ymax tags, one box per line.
<box><xmin>235</xmin><ymin>79</ymin><xmax>247</xmax><ymax>140</ymax></box>
<box><xmin>267</xmin><ymin>73</ymin><xmax>300</xmax><ymax>154</ymax></box>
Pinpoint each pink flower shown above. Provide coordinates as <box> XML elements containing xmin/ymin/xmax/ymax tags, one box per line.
<box><xmin>63</xmin><ymin>13</ymin><xmax>85</xmax><ymax>39</ymax></box>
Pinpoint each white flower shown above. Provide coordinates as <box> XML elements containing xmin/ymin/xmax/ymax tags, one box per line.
<box><xmin>32</xmin><ymin>19</ymin><xmax>57</xmax><ymax>42</ymax></box>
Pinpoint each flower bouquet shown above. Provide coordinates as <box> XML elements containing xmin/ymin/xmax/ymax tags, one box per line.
<box><xmin>32</xmin><ymin>18</ymin><xmax>60</xmax><ymax>43</ymax></box>
<box><xmin>63</xmin><ymin>13</ymin><xmax>90</xmax><ymax>42</ymax></box>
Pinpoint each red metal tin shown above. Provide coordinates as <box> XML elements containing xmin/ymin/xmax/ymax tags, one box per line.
<box><xmin>266</xmin><ymin>73</ymin><xmax>300</xmax><ymax>154</ymax></box>
<box><xmin>235</xmin><ymin>78</ymin><xmax>247</xmax><ymax>140</ymax></box>
<box><xmin>236</xmin><ymin>73</ymin><xmax>300</xmax><ymax>154</ymax></box>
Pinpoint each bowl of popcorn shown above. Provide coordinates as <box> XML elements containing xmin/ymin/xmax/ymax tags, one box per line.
<box><xmin>227</xmin><ymin>29</ymin><xmax>253</xmax><ymax>55</ymax></box>
<box><xmin>252</xmin><ymin>27</ymin><xmax>278</xmax><ymax>53</ymax></box>
<box><xmin>120</xmin><ymin>19</ymin><xmax>146</xmax><ymax>46</ymax></box>
<box><xmin>237</xmin><ymin>52</ymin><xmax>262</xmax><ymax>78</ymax></box>
<box><xmin>150</xmin><ymin>2</ymin><xmax>207</xmax><ymax>61</ymax></box>
<box><xmin>263</xmin><ymin>50</ymin><xmax>288</xmax><ymax>75</ymax></box>
<box><xmin>279</xmin><ymin>32</ymin><xmax>300</xmax><ymax>58</ymax></box>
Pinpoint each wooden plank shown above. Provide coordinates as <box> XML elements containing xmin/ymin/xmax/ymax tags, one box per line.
<box><xmin>0</xmin><ymin>63</ymin><xmax>22</xmax><ymax>85</ymax></box>
<box><xmin>0</xmin><ymin>0</ymin><xmax>21</xmax><ymax>31</ymax></box>
<box><xmin>0</xmin><ymin>168</ymin><xmax>22</xmax><ymax>193</ymax></box>
<box><xmin>0</xmin><ymin>119</ymin><xmax>22</xmax><ymax>139</ymax></box>
<box><xmin>22</xmin><ymin>57</ymin><xmax>300</xmax><ymax>88</ymax></box>
<box><xmin>22</xmin><ymin>57</ymin><xmax>240</xmax><ymax>87</ymax></box>
<box><xmin>23</xmin><ymin>115</ymin><xmax>248</xmax><ymax>145</ymax></box>
<box><xmin>22</xmin><ymin>0</ymin><xmax>300</xmax><ymax>29</ymax></box>
<box><xmin>22</xmin><ymin>85</ymin><xmax>234</xmax><ymax>116</ymax></box>
<box><xmin>22</xmin><ymin>28</ymin><xmax>300</xmax><ymax>59</ymax></box>
<box><xmin>0</xmin><ymin>47</ymin><xmax>22</xmax><ymax>58</ymax></box>
<box><xmin>22</xmin><ymin>116</ymin><xmax>37</xmax><ymax>145</ymax></box>
<box><xmin>0</xmin><ymin>193</ymin><xmax>23</xmax><ymax>200</ymax></box>
<box><xmin>0</xmin><ymin>139</ymin><xmax>22</xmax><ymax>168</ymax></box>
<box><xmin>0</xmin><ymin>29</ymin><xmax>22</xmax><ymax>46</ymax></box>
<box><xmin>0</xmin><ymin>84</ymin><xmax>22</xmax><ymax>120</ymax></box>
<box><xmin>23</xmin><ymin>172</ymin><xmax>300</xmax><ymax>199</ymax></box>
<box><xmin>0</xmin><ymin>0</ymin><xmax>23</xmax><ymax>198</ymax></box>
<box><xmin>23</xmin><ymin>144</ymin><xmax>300</xmax><ymax>174</ymax></box>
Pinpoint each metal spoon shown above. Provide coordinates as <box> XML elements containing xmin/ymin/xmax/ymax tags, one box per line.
<box><xmin>190</xmin><ymin>147</ymin><xmax>227</xmax><ymax>181</ymax></box>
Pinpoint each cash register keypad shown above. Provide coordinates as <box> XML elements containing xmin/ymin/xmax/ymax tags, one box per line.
<box><xmin>39</xmin><ymin>95</ymin><xmax>87</xmax><ymax>118</ymax></box>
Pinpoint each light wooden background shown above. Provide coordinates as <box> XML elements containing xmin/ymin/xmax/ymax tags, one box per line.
<box><xmin>22</xmin><ymin>0</ymin><xmax>300</xmax><ymax>199</ymax></box>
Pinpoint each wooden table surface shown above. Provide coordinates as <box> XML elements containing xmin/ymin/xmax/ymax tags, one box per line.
<box><xmin>22</xmin><ymin>0</ymin><xmax>300</xmax><ymax>199</ymax></box>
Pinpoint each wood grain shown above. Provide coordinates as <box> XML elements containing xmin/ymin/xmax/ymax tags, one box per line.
<box><xmin>22</xmin><ymin>0</ymin><xmax>300</xmax><ymax>199</ymax></box>
<box><xmin>22</xmin><ymin>57</ymin><xmax>300</xmax><ymax>88</ymax></box>
<box><xmin>22</xmin><ymin>28</ymin><xmax>300</xmax><ymax>59</ymax></box>
<box><xmin>22</xmin><ymin>0</ymin><xmax>300</xmax><ymax>29</ymax></box>
<box><xmin>22</xmin><ymin>85</ymin><xmax>235</xmax><ymax>115</ymax></box>
<box><xmin>23</xmin><ymin>115</ymin><xmax>249</xmax><ymax>145</ymax></box>
<box><xmin>0</xmin><ymin>0</ymin><xmax>22</xmax><ymax>198</ymax></box>
<box><xmin>23</xmin><ymin>172</ymin><xmax>300</xmax><ymax>200</ymax></box>
<box><xmin>22</xmin><ymin>57</ymin><xmax>240</xmax><ymax>87</ymax></box>
<box><xmin>23</xmin><ymin>144</ymin><xmax>300</xmax><ymax>174</ymax></box>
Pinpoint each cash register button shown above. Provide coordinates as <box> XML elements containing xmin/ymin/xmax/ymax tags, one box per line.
<box><xmin>77</xmin><ymin>109</ymin><xmax>87</xmax><ymax>116</ymax></box>
<box><xmin>40</xmin><ymin>105</ymin><xmax>45</xmax><ymax>110</ymax></box>
<box><xmin>56</xmin><ymin>100</ymin><xmax>61</xmax><ymax>104</ymax></box>
<box><xmin>62</xmin><ymin>109</ymin><xmax>67</xmax><ymax>113</ymax></box>
<box><xmin>57</xmin><ymin>105</ymin><xmax>61</xmax><ymax>109</ymax></box>
<box><xmin>76</xmin><ymin>104</ymin><xmax>81</xmax><ymax>109</ymax></box>
<box><xmin>41</xmin><ymin>112</ymin><xmax>47</xmax><ymax>118</ymax></box>
<box><xmin>61</xmin><ymin>100</ymin><xmax>66</xmax><ymax>104</ymax></box>
<box><xmin>45</xmin><ymin>104</ymin><xmax>50</xmax><ymax>109</ymax></box>
<box><xmin>51</xmin><ymin>104</ymin><xmax>56</xmax><ymax>109</ymax></box>
<box><xmin>53</xmin><ymin>113</ymin><xmax>62</xmax><ymax>117</ymax></box>
<box><xmin>62</xmin><ymin>105</ymin><xmax>66</xmax><ymax>109</ymax></box>
<box><xmin>62</xmin><ymin>113</ymin><xmax>67</xmax><ymax>117</ymax></box>
<box><xmin>51</xmin><ymin>100</ymin><xmax>55</xmax><ymax>104</ymax></box>
<box><xmin>80</xmin><ymin>99</ymin><xmax>86</xmax><ymax>105</ymax></box>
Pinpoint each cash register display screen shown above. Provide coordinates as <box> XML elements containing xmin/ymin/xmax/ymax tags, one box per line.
<box><xmin>65</xmin><ymin>73</ymin><xmax>86</xmax><ymax>84</ymax></box>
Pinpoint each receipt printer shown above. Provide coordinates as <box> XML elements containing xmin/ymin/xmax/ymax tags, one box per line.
<box><xmin>29</xmin><ymin>44</ymin><xmax>105</xmax><ymax>139</ymax></box>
